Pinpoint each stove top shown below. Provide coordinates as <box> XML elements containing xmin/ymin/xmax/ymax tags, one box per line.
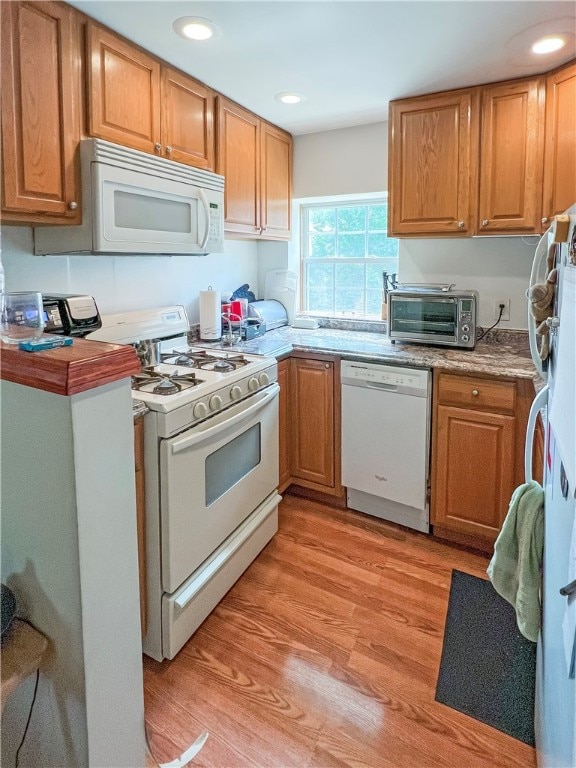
<box><xmin>86</xmin><ymin>306</ymin><xmax>278</xmax><ymax>434</ymax></box>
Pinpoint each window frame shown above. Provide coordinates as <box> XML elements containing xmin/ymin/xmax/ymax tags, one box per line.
<box><xmin>299</xmin><ymin>196</ymin><xmax>398</xmax><ymax>320</ymax></box>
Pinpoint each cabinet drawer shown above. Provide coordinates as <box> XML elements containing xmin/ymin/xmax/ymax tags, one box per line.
<box><xmin>437</xmin><ymin>373</ymin><xmax>516</xmax><ymax>413</ymax></box>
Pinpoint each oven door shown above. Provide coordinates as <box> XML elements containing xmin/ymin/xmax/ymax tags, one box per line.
<box><xmin>389</xmin><ymin>295</ymin><xmax>458</xmax><ymax>344</ymax></box>
<box><xmin>159</xmin><ymin>384</ymin><xmax>279</xmax><ymax>593</ymax></box>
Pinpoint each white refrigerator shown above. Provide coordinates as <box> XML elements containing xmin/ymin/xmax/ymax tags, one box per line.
<box><xmin>527</xmin><ymin>210</ymin><xmax>576</xmax><ymax>767</ymax></box>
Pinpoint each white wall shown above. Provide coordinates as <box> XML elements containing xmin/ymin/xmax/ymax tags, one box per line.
<box><xmin>293</xmin><ymin>122</ymin><xmax>538</xmax><ymax>329</ymax></box>
<box><xmin>1</xmin><ymin>227</ymin><xmax>260</xmax><ymax>319</ymax></box>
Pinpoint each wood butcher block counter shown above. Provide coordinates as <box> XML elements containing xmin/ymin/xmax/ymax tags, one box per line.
<box><xmin>0</xmin><ymin>337</ymin><xmax>140</xmax><ymax>394</ymax></box>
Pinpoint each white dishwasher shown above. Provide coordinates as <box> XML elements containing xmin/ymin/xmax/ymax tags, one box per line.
<box><xmin>341</xmin><ymin>360</ymin><xmax>431</xmax><ymax>533</ymax></box>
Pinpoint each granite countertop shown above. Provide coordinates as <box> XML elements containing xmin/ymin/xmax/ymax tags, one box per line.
<box><xmin>203</xmin><ymin>325</ymin><xmax>540</xmax><ymax>383</ymax></box>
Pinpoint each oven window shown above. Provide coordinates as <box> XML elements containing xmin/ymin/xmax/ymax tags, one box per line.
<box><xmin>205</xmin><ymin>424</ymin><xmax>261</xmax><ymax>506</ymax></box>
<box><xmin>390</xmin><ymin>299</ymin><xmax>457</xmax><ymax>336</ymax></box>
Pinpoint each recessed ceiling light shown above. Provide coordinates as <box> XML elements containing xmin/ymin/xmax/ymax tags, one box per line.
<box><xmin>173</xmin><ymin>17</ymin><xmax>218</xmax><ymax>41</ymax></box>
<box><xmin>275</xmin><ymin>92</ymin><xmax>306</xmax><ymax>105</ymax></box>
<box><xmin>531</xmin><ymin>36</ymin><xmax>566</xmax><ymax>55</ymax></box>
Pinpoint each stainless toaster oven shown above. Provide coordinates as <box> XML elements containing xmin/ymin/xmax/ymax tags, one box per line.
<box><xmin>387</xmin><ymin>286</ymin><xmax>478</xmax><ymax>348</ymax></box>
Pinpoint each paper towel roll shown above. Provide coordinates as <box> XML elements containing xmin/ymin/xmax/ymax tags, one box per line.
<box><xmin>199</xmin><ymin>289</ymin><xmax>221</xmax><ymax>340</ymax></box>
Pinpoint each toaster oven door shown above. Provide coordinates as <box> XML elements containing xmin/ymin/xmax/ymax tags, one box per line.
<box><xmin>389</xmin><ymin>296</ymin><xmax>458</xmax><ymax>344</ymax></box>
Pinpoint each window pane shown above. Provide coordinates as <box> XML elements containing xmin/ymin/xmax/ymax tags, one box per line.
<box><xmin>367</xmin><ymin>205</ymin><xmax>387</xmax><ymax>231</ymax></box>
<box><xmin>335</xmin><ymin>263</ymin><xmax>365</xmax><ymax>313</ymax></box>
<box><xmin>309</xmin><ymin>234</ymin><xmax>335</xmax><ymax>258</ymax></box>
<box><xmin>337</xmin><ymin>207</ymin><xmax>365</xmax><ymax>232</ymax></box>
<box><xmin>307</xmin><ymin>262</ymin><xmax>334</xmax><ymax>289</ymax></box>
<box><xmin>307</xmin><ymin>288</ymin><xmax>333</xmax><ymax>313</ymax></box>
<box><xmin>337</xmin><ymin>233</ymin><xmax>365</xmax><ymax>257</ymax></box>
<box><xmin>335</xmin><ymin>288</ymin><xmax>364</xmax><ymax>313</ymax></box>
<box><xmin>309</xmin><ymin>208</ymin><xmax>335</xmax><ymax>233</ymax></box>
<box><xmin>366</xmin><ymin>263</ymin><xmax>385</xmax><ymax>290</ymax></box>
<box><xmin>366</xmin><ymin>290</ymin><xmax>382</xmax><ymax>316</ymax></box>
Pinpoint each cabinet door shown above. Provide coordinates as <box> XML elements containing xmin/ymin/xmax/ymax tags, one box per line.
<box><xmin>478</xmin><ymin>78</ymin><xmax>545</xmax><ymax>234</ymax></box>
<box><xmin>542</xmin><ymin>61</ymin><xmax>576</xmax><ymax>226</ymax></box>
<box><xmin>388</xmin><ymin>90</ymin><xmax>476</xmax><ymax>236</ymax></box>
<box><xmin>261</xmin><ymin>122</ymin><xmax>292</xmax><ymax>239</ymax></box>
<box><xmin>1</xmin><ymin>1</ymin><xmax>81</xmax><ymax>223</ymax></box>
<box><xmin>432</xmin><ymin>405</ymin><xmax>516</xmax><ymax>543</ymax></box>
<box><xmin>277</xmin><ymin>359</ymin><xmax>291</xmax><ymax>491</ymax></box>
<box><xmin>291</xmin><ymin>359</ymin><xmax>335</xmax><ymax>488</ymax></box>
<box><xmin>87</xmin><ymin>24</ymin><xmax>161</xmax><ymax>154</ymax></box>
<box><xmin>161</xmin><ymin>67</ymin><xmax>215</xmax><ymax>170</ymax></box>
<box><xmin>216</xmin><ymin>97</ymin><xmax>260</xmax><ymax>235</ymax></box>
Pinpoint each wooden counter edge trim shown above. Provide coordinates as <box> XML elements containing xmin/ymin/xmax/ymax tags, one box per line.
<box><xmin>0</xmin><ymin>339</ymin><xmax>140</xmax><ymax>396</ymax></box>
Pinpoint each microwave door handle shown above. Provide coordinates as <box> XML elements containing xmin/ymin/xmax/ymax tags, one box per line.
<box><xmin>199</xmin><ymin>189</ymin><xmax>210</xmax><ymax>250</ymax></box>
<box><xmin>524</xmin><ymin>385</ymin><xmax>548</xmax><ymax>483</ymax></box>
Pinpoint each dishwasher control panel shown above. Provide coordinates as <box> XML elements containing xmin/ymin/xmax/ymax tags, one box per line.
<box><xmin>341</xmin><ymin>360</ymin><xmax>429</xmax><ymax>397</ymax></box>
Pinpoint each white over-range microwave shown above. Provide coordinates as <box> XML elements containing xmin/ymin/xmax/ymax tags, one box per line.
<box><xmin>34</xmin><ymin>139</ymin><xmax>225</xmax><ymax>256</ymax></box>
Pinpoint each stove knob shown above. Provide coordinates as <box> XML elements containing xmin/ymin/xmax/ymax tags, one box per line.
<box><xmin>230</xmin><ymin>385</ymin><xmax>243</xmax><ymax>401</ymax></box>
<box><xmin>209</xmin><ymin>394</ymin><xmax>223</xmax><ymax>411</ymax></box>
<box><xmin>248</xmin><ymin>377</ymin><xmax>259</xmax><ymax>391</ymax></box>
<box><xmin>193</xmin><ymin>401</ymin><xmax>208</xmax><ymax>419</ymax></box>
<box><xmin>258</xmin><ymin>372</ymin><xmax>270</xmax><ymax>386</ymax></box>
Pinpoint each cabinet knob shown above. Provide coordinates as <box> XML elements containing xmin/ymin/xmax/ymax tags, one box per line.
<box><xmin>325</xmin><ymin>363</ymin><xmax>330</xmax><ymax>369</ymax></box>
<box><xmin>166</xmin><ymin>145</ymin><xmax>173</xmax><ymax>154</ymax></box>
<box><xmin>541</xmin><ymin>217</ymin><xmax>549</xmax><ymax>224</ymax></box>
<box><xmin>457</xmin><ymin>221</ymin><xmax>465</xmax><ymax>229</ymax></box>
<box><xmin>471</xmin><ymin>389</ymin><xmax>479</xmax><ymax>396</ymax></box>
<box><xmin>154</xmin><ymin>142</ymin><xmax>162</xmax><ymax>151</ymax></box>
<box><xmin>68</xmin><ymin>201</ymin><xmax>78</xmax><ymax>210</ymax></box>
<box><xmin>481</xmin><ymin>219</ymin><xmax>489</xmax><ymax>227</ymax></box>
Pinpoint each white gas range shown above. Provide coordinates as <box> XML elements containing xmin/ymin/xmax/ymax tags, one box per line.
<box><xmin>88</xmin><ymin>306</ymin><xmax>280</xmax><ymax>661</ymax></box>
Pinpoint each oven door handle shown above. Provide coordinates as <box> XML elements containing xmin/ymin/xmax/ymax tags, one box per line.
<box><xmin>170</xmin><ymin>383</ymin><xmax>280</xmax><ymax>454</ymax></box>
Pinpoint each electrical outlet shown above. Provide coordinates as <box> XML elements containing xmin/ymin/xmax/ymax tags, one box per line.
<box><xmin>494</xmin><ymin>298</ymin><xmax>510</xmax><ymax>321</ymax></box>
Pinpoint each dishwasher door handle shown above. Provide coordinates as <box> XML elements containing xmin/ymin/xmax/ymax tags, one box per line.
<box><xmin>365</xmin><ymin>382</ymin><xmax>398</xmax><ymax>392</ymax></box>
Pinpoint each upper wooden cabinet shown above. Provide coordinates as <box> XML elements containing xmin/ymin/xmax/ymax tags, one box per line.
<box><xmin>389</xmin><ymin>61</ymin><xmax>575</xmax><ymax>238</ymax></box>
<box><xmin>542</xmin><ymin>61</ymin><xmax>576</xmax><ymax>224</ymax></box>
<box><xmin>388</xmin><ymin>90</ymin><xmax>477</xmax><ymax>236</ymax></box>
<box><xmin>217</xmin><ymin>97</ymin><xmax>292</xmax><ymax>240</ymax></box>
<box><xmin>478</xmin><ymin>78</ymin><xmax>545</xmax><ymax>235</ymax></box>
<box><xmin>1</xmin><ymin>1</ymin><xmax>82</xmax><ymax>224</ymax></box>
<box><xmin>86</xmin><ymin>24</ymin><xmax>215</xmax><ymax>170</ymax></box>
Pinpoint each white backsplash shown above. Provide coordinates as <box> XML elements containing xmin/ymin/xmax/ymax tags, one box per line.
<box><xmin>399</xmin><ymin>236</ymin><xmax>538</xmax><ymax>330</ymax></box>
<box><xmin>0</xmin><ymin>226</ymin><xmax>259</xmax><ymax>323</ymax></box>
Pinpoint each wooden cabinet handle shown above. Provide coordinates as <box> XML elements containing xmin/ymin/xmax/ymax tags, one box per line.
<box><xmin>325</xmin><ymin>363</ymin><xmax>330</xmax><ymax>369</ymax></box>
<box><xmin>154</xmin><ymin>142</ymin><xmax>162</xmax><ymax>151</ymax></box>
<box><xmin>472</xmin><ymin>389</ymin><xmax>479</xmax><ymax>396</ymax></box>
<box><xmin>541</xmin><ymin>217</ymin><xmax>549</xmax><ymax>225</ymax></box>
<box><xmin>166</xmin><ymin>145</ymin><xmax>173</xmax><ymax>154</ymax></box>
<box><xmin>481</xmin><ymin>219</ymin><xmax>489</xmax><ymax>227</ymax></box>
<box><xmin>457</xmin><ymin>221</ymin><xmax>465</xmax><ymax>229</ymax></box>
<box><xmin>68</xmin><ymin>201</ymin><xmax>78</xmax><ymax>210</ymax></box>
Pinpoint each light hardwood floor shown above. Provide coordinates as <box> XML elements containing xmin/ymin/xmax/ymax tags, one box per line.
<box><xmin>143</xmin><ymin>494</ymin><xmax>536</xmax><ymax>768</ymax></box>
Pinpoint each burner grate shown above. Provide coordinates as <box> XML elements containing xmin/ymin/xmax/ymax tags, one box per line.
<box><xmin>132</xmin><ymin>368</ymin><xmax>204</xmax><ymax>396</ymax></box>
<box><xmin>161</xmin><ymin>349</ymin><xmax>250</xmax><ymax>371</ymax></box>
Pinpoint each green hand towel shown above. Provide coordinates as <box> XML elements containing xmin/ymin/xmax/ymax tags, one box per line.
<box><xmin>487</xmin><ymin>480</ymin><xmax>544</xmax><ymax>643</ymax></box>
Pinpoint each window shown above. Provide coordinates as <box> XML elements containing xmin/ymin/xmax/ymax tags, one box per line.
<box><xmin>301</xmin><ymin>199</ymin><xmax>399</xmax><ymax>318</ymax></box>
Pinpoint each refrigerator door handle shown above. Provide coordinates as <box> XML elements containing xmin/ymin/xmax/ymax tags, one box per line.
<box><xmin>525</xmin><ymin>385</ymin><xmax>549</xmax><ymax>483</ymax></box>
<box><xmin>560</xmin><ymin>580</ymin><xmax>576</xmax><ymax>597</ymax></box>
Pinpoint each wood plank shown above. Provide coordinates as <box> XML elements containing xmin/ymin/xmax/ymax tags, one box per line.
<box><xmin>143</xmin><ymin>494</ymin><xmax>536</xmax><ymax>768</ymax></box>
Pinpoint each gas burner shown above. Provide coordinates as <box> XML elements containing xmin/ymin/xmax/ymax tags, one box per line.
<box><xmin>162</xmin><ymin>349</ymin><xmax>250</xmax><ymax>372</ymax></box>
<box><xmin>131</xmin><ymin>369</ymin><xmax>204</xmax><ymax>396</ymax></box>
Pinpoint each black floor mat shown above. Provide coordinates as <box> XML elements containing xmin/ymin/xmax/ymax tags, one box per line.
<box><xmin>435</xmin><ymin>569</ymin><xmax>536</xmax><ymax>746</ymax></box>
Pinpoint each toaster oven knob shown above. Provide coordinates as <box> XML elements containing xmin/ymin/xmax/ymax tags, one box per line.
<box><xmin>193</xmin><ymin>401</ymin><xmax>208</xmax><ymax>419</ymax></box>
<box><xmin>248</xmin><ymin>377</ymin><xmax>259</xmax><ymax>391</ymax></box>
<box><xmin>258</xmin><ymin>372</ymin><xmax>270</xmax><ymax>386</ymax></box>
<box><xmin>230</xmin><ymin>385</ymin><xmax>243</xmax><ymax>401</ymax></box>
<box><xmin>462</xmin><ymin>324</ymin><xmax>470</xmax><ymax>333</ymax></box>
<box><xmin>209</xmin><ymin>395</ymin><xmax>223</xmax><ymax>411</ymax></box>
<box><xmin>462</xmin><ymin>334</ymin><xmax>470</xmax><ymax>342</ymax></box>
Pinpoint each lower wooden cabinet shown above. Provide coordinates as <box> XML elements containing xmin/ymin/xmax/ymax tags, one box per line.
<box><xmin>277</xmin><ymin>359</ymin><xmax>291</xmax><ymax>492</ymax></box>
<box><xmin>278</xmin><ymin>354</ymin><xmax>343</xmax><ymax>498</ymax></box>
<box><xmin>431</xmin><ymin>371</ymin><xmax>532</xmax><ymax>549</ymax></box>
<box><xmin>134</xmin><ymin>415</ymin><xmax>147</xmax><ymax>637</ymax></box>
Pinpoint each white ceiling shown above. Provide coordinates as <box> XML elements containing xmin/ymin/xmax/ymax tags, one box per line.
<box><xmin>69</xmin><ymin>0</ymin><xmax>576</xmax><ymax>136</ymax></box>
